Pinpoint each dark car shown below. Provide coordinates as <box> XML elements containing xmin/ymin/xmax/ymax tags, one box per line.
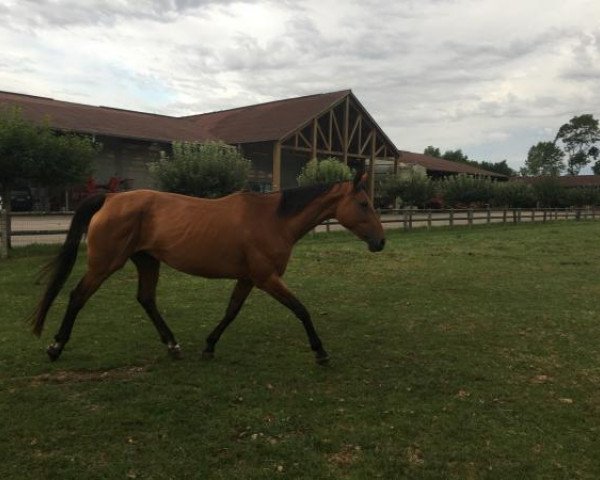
<box><xmin>0</xmin><ymin>187</ymin><xmax>34</xmax><ymax>211</ymax></box>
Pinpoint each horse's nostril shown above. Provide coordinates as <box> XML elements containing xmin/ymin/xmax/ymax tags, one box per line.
<box><xmin>380</xmin><ymin>238</ymin><xmax>386</xmax><ymax>248</ymax></box>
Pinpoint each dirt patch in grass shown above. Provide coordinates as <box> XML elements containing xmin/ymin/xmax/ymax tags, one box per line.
<box><xmin>327</xmin><ymin>444</ymin><xmax>362</xmax><ymax>468</ymax></box>
<box><xmin>28</xmin><ymin>366</ymin><xmax>147</xmax><ymax>386</ymax></box>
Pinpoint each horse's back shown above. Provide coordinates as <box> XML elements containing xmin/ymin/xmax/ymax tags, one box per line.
<box><xmin>86</xmin><ymin>189</ymin><xmax>262</xmax><ymax>278</ymax></box>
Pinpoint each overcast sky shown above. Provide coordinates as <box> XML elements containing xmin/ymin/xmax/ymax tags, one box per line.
<box><xmin>1</xmin><ymin>0</ymin><xmax>599</xmax><ymax>171</ymax></box>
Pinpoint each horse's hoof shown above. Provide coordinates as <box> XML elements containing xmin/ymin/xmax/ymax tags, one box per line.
<box><xmin>167</xmin><ymin>344</ymin><xmax>182</xmax><ymax>360</ymax></box>
<box><xmin>201</xmin><ymin>350</ymin><xmax>214</xmax><ymax>360</ymax></box>
<box><xmin>46</xmin><ymin>344</ymin><xmax>62</xmax><ymax>362</ymax></box>
<box><xmin>315</xmin><ymin>353</ymin><xmax>330</xmax><ymax>365</ymax></box>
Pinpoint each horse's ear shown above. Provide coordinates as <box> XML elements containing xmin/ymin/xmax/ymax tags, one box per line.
<box><xmin>353</xmin><ymin>169</ymin><xmax>367</xmax><ymax>191</ymax></box>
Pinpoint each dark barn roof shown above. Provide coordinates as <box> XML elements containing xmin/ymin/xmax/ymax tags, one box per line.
<box><xmin>399</xmin><ymin>151</ymin><xmax>507</xmax><ymax>179</ymax></box>
<box><xmin>183</xmin><ymin>90</ymin><xmax>351</xmax><ymax>144</ymax></box>
<box><xmin>0</xmin><ymin>91</ymin><xmax>204</xmax><ymax>143</ymax></box>
<box><xmin>0</xmin><ymin>89</ymin><xmax>353</xmax><ymax>145</ymax></box>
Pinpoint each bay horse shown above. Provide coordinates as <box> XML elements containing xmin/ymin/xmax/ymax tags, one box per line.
<box><xmin>31</xmin><ymin>171</ymin><xmax>385</xmax><ymax>364</ymax></box>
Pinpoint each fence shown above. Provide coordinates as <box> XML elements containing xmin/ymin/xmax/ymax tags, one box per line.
<box><xmin>2</xmin><ymin>207</ymin><xmax>600</xmax><ymax>257</ymax></box>
<box><xmin>317</xmin><ymin>207</ymin><xmax>600</xmax><ymax>233</ymax></box>
<box><xmin>0</xmin><ymin>211</ymin><xmax>72</xmax><ymax>257</ymax></box>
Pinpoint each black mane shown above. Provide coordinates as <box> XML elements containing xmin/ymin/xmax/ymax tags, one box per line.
<box><xmin>277</xmin><ymin>183</ymin><xmax>337</xmax><ymax>217</ymax></box>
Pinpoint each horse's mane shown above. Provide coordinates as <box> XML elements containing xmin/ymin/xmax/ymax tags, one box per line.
<box><xmin>277</xmin><ymin>182</ymin><xmax>338</xmax><ymax>217</ymax></box>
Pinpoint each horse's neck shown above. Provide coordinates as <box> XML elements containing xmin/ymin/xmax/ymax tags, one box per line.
<box><xmin>283</xmin><ymin>185</ymin><xmax>345</xmax><ymax>242</ymax></box>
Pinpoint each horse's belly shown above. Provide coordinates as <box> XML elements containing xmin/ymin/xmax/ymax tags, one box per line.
<box><xmin>165</xmin><ymin>257</ymin><xmax>244</xmax><ymax>279</ymax></box>
<box><xmin>151</xmin><ymin>243</ymin><xmax>247</xmax><ymax>279</ymax></box>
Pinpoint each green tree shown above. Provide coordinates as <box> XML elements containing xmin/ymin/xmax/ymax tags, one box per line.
<box><xmin>592</xmin><ymin>154</ymin><xmax>600</xmax><ymax>175</ymax></box>
<box><xmin>425</xmin><ymin>145</ymin><xmax>513</xmax><ymax>176</ymax></box>
<box><xmin>423</xmin><ymin>146</ymin><xmax>441</xmax><ymax>157</ymax></box>
<box><xmin>0</xmin><ymin>107</ymin><xmax>98</xmax><ymax>247</ymax></box>
<box><xmin>479</xmin><ymin>160</ymin><xmax>516</xmax><ymax>177</ymax></box>
<box><xmin>296</xmin><ymin>158</ymin><xmax>353</xmax><ymax>186</ymax></box>
<box><xmin>524</xmin><ymin>141</ymin><xmax>565</xmax><ymax>176</ymax></box>
<box><xmin>555</xmin><ymin>114</ymin><xmax>600</xmax><ymax>175</ymax></box>
<box><xmin>149</xmin><ymin>141</ymin><xmax>251</xmax><ymax>198</ymax></box>
<box><xmin>425</xmin><ymin>146</ymin><xmax>471</xmax><ymax>164</ymax></box>
<box><xmin>442</xmin><ymin>149</ymin><xmax>470</xmax><ymax>164</ymax></box>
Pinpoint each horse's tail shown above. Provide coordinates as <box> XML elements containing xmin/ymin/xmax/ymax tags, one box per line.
<box><xmin>30</xmin><ymin>193</ymin><xmax>107</xmax><ymax>337</ymax></box>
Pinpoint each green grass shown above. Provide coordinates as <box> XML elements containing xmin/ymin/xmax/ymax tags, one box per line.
<box><xmin>1</xmin><ymin>222</ymin><xmax>600</xmax><ymax>479</ymax></box>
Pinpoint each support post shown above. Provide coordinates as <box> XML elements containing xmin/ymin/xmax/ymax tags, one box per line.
<box><xmin>0</xmin><ymin>209</ymin><xmax>8</xmax><ymax>259</ymax></box>
<box><xmin>368</xmin><ymin>129</ymin><xmax>376</xmax><ymax>202</ymax></box>
<box><xmin>311</xmin><ymin>118</ymin><xmax>318</xmax><ymax>160</ymax></box>
<box><xmin>272</xmin><ymin>141</ymin><xmax>282</xmax><ymax>192</ymax></box>
<box><xmin>343</xmin><ymin>96</ymin><xmax>349</xmax><ymax>165</ymax></box>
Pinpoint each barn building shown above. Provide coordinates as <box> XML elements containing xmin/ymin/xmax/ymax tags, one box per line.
<box><xmin>0</xmin><ymin>89</ymin><xmax>504</xmax><ymax>210</ymax></box>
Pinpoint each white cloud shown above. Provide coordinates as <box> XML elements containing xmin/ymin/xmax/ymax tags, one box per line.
<box><xmin>0</xmin><ymin>0</ymin><xmax>599</xmax><ymax>170</ymax></box>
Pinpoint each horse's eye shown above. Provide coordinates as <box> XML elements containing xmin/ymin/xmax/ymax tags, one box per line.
<box><xmin>359</xmin><ymin>201</ymin><xmax>369</xmax><ymax>208</ymax></box>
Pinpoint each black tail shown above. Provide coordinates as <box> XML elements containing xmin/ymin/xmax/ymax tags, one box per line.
<box><xmin>30</xmin><ymin>194</ymin><xmax>106</xmax><ymax>336</ymax></box>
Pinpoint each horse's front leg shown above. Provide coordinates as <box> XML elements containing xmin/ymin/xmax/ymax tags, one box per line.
<box><xmin>258</xmin><ymin>274</ymin><xmax>329</xmax><ymax>365</ymax></box>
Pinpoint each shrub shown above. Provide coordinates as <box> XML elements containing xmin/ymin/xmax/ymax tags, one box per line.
<box><xmin>533</xmin><ymin>176</ymin><xmax>567</xmax><ymax>208</ymax></box>
<box><xmin>564</xmin><ymin>187</ymin><xmax>600</xmax><ymax>207</ymax></box>
<box><xmin>149</xmin><ymin>141</ymin><xmax>251</xmax><ymax>198</ymax></box>
<box><xmin>380</xmin><ymin>166</ymin><xmax>434</xmax><ymax>208</ymax></box>
<box><xmin>438</xmin><ymin>175</ymin><xmax>495</xmax><ymax>207</ymax></box>
<box><xmin>491</xmin><ymin>181</ymin><xmax>537</xmax><ymax>208</ymax></box>
<box><xmin>297</xmin><ymin>158</ymin><xmax>353</xmax><ymax>186</ymax></box>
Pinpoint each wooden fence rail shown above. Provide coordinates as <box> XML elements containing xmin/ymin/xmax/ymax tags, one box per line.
<box><xmin>317</xmin><ymin>207</ymin><xmax>600</xmax><ymax>233</ymax></box>
<box><xmin>1</xmin><ymin>207</ymin><xmax>600</xmax><ymax>253</ymax></box>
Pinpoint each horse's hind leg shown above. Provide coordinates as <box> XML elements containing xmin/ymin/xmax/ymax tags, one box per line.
<box><xmin>202</xmin><ymin>279</ymin><xmax>253</xmax><ymax>359</ymax></box>
<box><xmin>131</xmin><ymin>252</ymin><xmax>180</xmax><ymax>359</ymax></box>
<box><xmin>47</xmin><ymin>269</ymin><xmax>111</xmax><ymax>361</ymax></box>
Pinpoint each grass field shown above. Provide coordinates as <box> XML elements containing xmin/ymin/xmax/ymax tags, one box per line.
<box><xmin>1</xmin><ymin>222</ymin><xmax>600</xmax><ymax>479</ymax></box>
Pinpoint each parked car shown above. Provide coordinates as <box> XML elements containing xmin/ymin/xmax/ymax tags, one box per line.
<box><xmin>0</xmin><ymin>187</ymin><xmax>34</xmax><ymax>211</ymax></box>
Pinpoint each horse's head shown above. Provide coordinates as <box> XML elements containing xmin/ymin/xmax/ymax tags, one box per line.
<box><xmin>335</xmin><ymin>171</ymin><xmax>386</xmax><ymax>252</ymax></box>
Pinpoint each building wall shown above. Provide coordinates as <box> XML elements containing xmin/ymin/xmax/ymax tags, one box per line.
<box><xmin>282</xmin><ymin>150</ymin><xmax>309</xmax><ymax>189</ymax></box>
<box><xmin>92</xmin><ymin>136</ymin><xmax>167</xmax><ymax>190</ymax></box>
<box><xmin>240</xmin><ymin>142</ymin><xmax>274</xmax><ymax>192</ymax></box>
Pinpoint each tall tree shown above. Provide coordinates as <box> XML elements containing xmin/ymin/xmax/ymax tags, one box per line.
<box><xmin>0</xmin><ymin>107</ymin><xmax>98</xmax><ymax>247</ymax></box>
<box><xmin>423</xmin><ymin>146</ymin><xmax>441</xmax><ymax>157</ymax></box>
<box><xmin>424</xmin><ymin>145</ymin><xmax>515</xmax><ymax>176</ymax></box>
<box><xmin>592</xmin><ymin>152</ymin><xmax>600</xmax><ymax>175</ymax></box>
<box><xmin>555</xmin><ymin>114</ymin><xmax>600</xmax><ymax>175</ymax></box>
<box><xmin>442</xmin><ymin>149</ymin><xmax>470</xmax><ymax>164</ymax></box>
<box><xmin>479</xmin><ymin>160</ymin><xmax>516</xmax><ymax>177</ymax></box>
<box><xmin>524</xmin><ymin>141</ymin><xmax>565</xmax><ymax>176</ymax></box>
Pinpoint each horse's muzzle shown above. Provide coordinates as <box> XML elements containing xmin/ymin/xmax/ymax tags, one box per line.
<box><xmin>368</xmin><ymin>237</ymin><xmax>386</xmax><ymax>252</ymax></box>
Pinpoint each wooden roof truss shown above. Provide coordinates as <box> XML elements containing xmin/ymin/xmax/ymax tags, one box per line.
<box><xmin>279</xmin><ymin>94</ymin><xmax>397</xmax><ymax>163</ymax></box>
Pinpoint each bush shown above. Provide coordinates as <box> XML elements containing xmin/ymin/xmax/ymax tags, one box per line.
<box><xmin>533</xmin><ymin>177</ymin><xmax>567</xmax><ymax>208</ymax></box>
<box><xmin>297</xmin><ymin>158</ymin><xmax>353</xmax><ymax>186</ymax></box>
<box><xmin>438</xmin><ymin>175</ymin><xmax>495</xmax><ymax>207</ymax></box>
<box><xmin>149</xmin><ymin>141</ymin><xmax>251</xmax><ymax>198</ymax></box>
<box><xmin>491</xmin><ymin>182</ymin><xmax>537</xmax><ymax>208</ymax></box>
<box><xmin>564</xmin><ymin>187</ymin><xmax>600</xmax><ymax>207</ymax></box>
<box><xmin>380</xmin><ymin>166</ymin><xmax>434</xmax><ymax>208</ymax></box>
